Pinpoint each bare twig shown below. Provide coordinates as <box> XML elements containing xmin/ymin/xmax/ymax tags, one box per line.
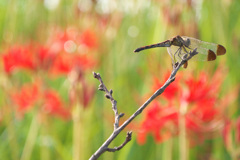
<box><xmin>106</xmin><ymin>131</ymin><xmax>132</xmax><ymax>152</ymax></box>
<box><xmin>93</xmin><ymin>72</ymin><xmax>123</xmax><ymax>130</ymax></box>
<box><xmin>89</xmin><ymin>48</ymin><xmax>198</xmax><ymax>160</ymax></box>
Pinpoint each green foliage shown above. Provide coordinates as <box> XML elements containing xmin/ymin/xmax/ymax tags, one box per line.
<box><xmin>0</xmin><ymin>0</ymin><xmax>239</xmax><ymax>160</ymax></box>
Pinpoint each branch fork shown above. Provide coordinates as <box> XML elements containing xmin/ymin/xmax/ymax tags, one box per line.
<box><xmin>90</xmin><ymin>48</ymin><xmax>198</xmax><ymax>160</ymax></box>
<box><xmin>93</xmin><ymin>72</ymin><xmax>125</xmax><ymax>130</ymax></box>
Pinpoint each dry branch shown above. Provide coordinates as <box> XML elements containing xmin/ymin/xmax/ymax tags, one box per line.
<box><xmin>89</xmin><ymin>48</ymin><xmax>198</xmax><ymax>160</ymax></box>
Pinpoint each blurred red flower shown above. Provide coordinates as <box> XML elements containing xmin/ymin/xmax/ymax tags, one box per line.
<box><xmin>1</xmin><ymin>27</ymin><xmax>98</xmax><ymax>74</ymax></box>
<box><xmin>42</xmin><ymin>90</ymin><xmax>71</xmax><ymax>119</ymax></box>
<box><xmin>11</xmin><ymin>83</ymin><xmax>71</xmax><ymax>120</ymax></box>
<box><xmin>50</xmin><ymin>54</ymin><xmax>72</xmax><ymax>74</ymax></box>
<box><xmin>137</xmin><ymin>68</ymin><xmax>235</xmax><ymax>145</ymax></box>
<box><xmin>152</xmin><ymin>72</ymin><xmax>180</xmax><ymax>100</ymax></box>
<box><xmin>2</xmin><ymin>46</ymin><xmax>36</xmax><ymax>73</ymax></box>
<box><xmin>47</xmin><ymin>27</ymin><xmax>98</xmax><ymax>54</ymax></box>
<box><xmin>12</xmin><ymin>83</ymin><xmax>39</xmax><ymax>112</ymax></box>
<box><xmin>138</xmin><ymin>102</ymin><xmax>177</xmax><ymax>144</ymax></box>
<box><xmin>2</xmin><ymin>27</ymin><xmax>98</xmax><ymax>118</ymax></box>
<box><xmin>36</xmin><ymin>45</ymin><xmax>58</xmax><ymax>70</ymax></box>
<box><xmin>46</xmin><ymin>27</ymin><xmax>78</xmax><ymax>53</ymax></box>
<box><xmin>79</xmin><ymin>29</ymin><xmax>98</xmax><ymax>49</ymax></box>
<box><xmin>50</xmin><ymin>54</ymin><xmax>95</xmax><ymax>75</ymax></box>
<box><xmin>180</xmin><ymin>72</ymin><xmax>222</xmax><ymax>105</ymax></box>
<box><xmin>1</xmin><ymin>44</ymin><xmax>96</xmax><ymax>75</ymax></box>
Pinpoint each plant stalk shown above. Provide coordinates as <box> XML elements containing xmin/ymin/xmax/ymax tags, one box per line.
<box><xmin>20</xmin><ymin>116</ymin><xmax>40</xmax><ymax>160</ymax></box>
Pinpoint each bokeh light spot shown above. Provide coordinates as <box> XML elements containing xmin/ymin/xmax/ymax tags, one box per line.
<box><xmin>64</xmin><ymin>40</ymin><xmax>77</xmax><ymax>53</ymax></box>
<box><xmin>128</xmin><ymin>26</ymin><xmax>139</xmax><ymax>38</ymax></box>
<box><xmin>44</xmin><ymin>0</ymin><xmax>59</xmax><ymax>10</ymax></box>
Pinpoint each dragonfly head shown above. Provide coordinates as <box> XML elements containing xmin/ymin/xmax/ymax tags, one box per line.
<box><xmin>183</xmin><ymin>38</ymin><xmax>191</xmax><ymax>47</ymax></box>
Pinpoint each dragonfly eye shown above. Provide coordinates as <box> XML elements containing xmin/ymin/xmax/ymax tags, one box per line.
<box><xmin>185</xmin><ymin>38</ymin><xmax>191</xmax><ymax>47</ymax></box>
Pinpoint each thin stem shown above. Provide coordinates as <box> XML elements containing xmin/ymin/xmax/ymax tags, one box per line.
<box><xmin>40</xmin><ymin>119</ymin><xmax>50</xmax><ymax>160</ymax></box>
<box><xmin>71</xmin><ymin>77</ymin><xmax>85</xmax><ymax>160</ymax></box>
<box><xmin>72</xmin><ymin>104</ymin><xmax>82</xmax><ymax>160</ymax></box>
<box><xmin>6</xmin><ymin>120</ymin><xmax>19</xmax><ymax>160</ymax></box>
<box><xmin>20</xmin><ymin>116</ymin><xmax>40</xmax><ymax>160</ymax></box>
<box><xmin>228</xmin><ymin>129</ymin><xmax>238</xmax><ymax>160</ymax></box>
<box><xmin>179</xmin><ymin>102</ymin><xmax>188</xmax><ymax>160</ymax></box>
<box><xmin>162</xmin><ymin>138</ymin><xmax>173</xmax><ymax>160</ymax></box>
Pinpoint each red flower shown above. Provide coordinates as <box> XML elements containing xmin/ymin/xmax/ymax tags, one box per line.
<box><xmin>79</xmin><ymin>29</ymin><xmax>98</xmax><ymax>49</ymax></box>
<box><xmin>47</xmin><ymin>27</ymin><xmax>78</xmax><ymax>53</ymax></box>
<box><xmin>72</xmin><ymin>54</ymin><xmax>95</xmax><ymax>70</ymax></box>
<box><xmin>50</xmin><ymin>54</ymin><xmax>72</xmax><ymax>74</ymax></box>
<box><xmin>36</xmin><ymin>45</ymin><xmax>58</xmax><ymax>70</ymax></box>
<box><xmin>12</xmin><ymin>83</ymin><xmax>39</xmax><ymax>112</ymax></box>
<box><xmin>46</xmin><ymin>28</ymin><xmax>98</xmax><ymax>54</ymax></box>
<box><xmin>50</xmin><ymin>54</ymin><xmax>95</xmax><ymax>75</ymax></box>
<box><xmin>189</xmin><ymin>98</ymin><xmax>218</xmax><ymax>122</ymax></box>
<box><xmin>152</xmin><ymin>72</ymin><xmax>180</xmax><ymax>100</ymax></box>
<box><xmin>1</xmin><ymin>27</ymin><xmax>99</xmax><ymax>74</ymax></box>
<box><xmin>181</xmin><ymin>72</ymin><xmax>211</xmax><ymax>103</ymax></box>
<box><xmin>11</xmin><ymin>83</ymin><xmax>71</xmax><ymax>120</ymax></box>
<box><xmin>42</xmin><ymin>90</ymin><xmax>71</xmax><ymax>119</ymax></box>
<box><xmin>2</xmin><ymin>46</ymin><xmax>36</xmax><ymax>73</ymax></box>
<box><xmin>137</xmin><ymin>68</ymin><xmax>233</xmax><ymax>145</ymax></box>
<box><xmin>137</xmin><ymin>102</ymin><xmax>178</xmax><ymax>144</ymax></box>
<box><xmin>181</xmin><ymin>67</ymin><xmax>226</xmax><ymax>105</ymax></box>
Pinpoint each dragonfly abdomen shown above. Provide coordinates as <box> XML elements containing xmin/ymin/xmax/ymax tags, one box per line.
<box><xmin>134</xmin><ymin>40</ymin><xmax>171</xmax><ymax>52</ymax></box>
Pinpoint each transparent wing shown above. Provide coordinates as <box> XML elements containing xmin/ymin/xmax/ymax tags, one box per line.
<box><xmin>167</xmin><ymin>46</ymin><xmax>184</xmax><ymax>63</ymax></box>
<box><xmin>182</xmin><ymin>36</ymin><xmax>226</xmax><ymax>56</ymax></box>
<box><xmin>167</xmin><ymin>45</ymin><xmax>216</xmax><ymax>62</ymax></box>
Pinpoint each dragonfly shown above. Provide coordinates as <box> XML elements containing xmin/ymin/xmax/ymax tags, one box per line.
<box><xmin>134</xmin><ymin>35</ymin><xmax>226</xmax><ymax>68</ymax></box>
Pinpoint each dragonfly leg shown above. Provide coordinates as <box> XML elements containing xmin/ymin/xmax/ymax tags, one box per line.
<box><xmin>174</xmin><ymin>47</ymin><xmax>181</xmax><ymax>62</ymax></box>
<box><xmin>177</xmin><ymin>47</ymin><xmax>183</xmax><ymax>60</ymax></box>
<box><xmin>182</xmin><ymin>46</ymin><xmax>189</xmax><ymax>60</ymax></box>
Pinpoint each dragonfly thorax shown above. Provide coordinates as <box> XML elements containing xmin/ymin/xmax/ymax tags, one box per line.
<box><xmin>170</xmin><ymin>35</ymin><xmax>190</xmax><ymax>48</ymax></box>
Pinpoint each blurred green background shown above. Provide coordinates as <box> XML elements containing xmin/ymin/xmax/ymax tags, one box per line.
<box><xmin>0</xmin><ymin>0</ymin><xmax>240</xmax><ymax>160</ymax></box>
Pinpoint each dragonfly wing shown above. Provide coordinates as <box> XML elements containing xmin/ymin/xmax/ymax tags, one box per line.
<box><xmin>167</xmin><ymin>45</ymin><xmax>189</xmax><ymax>63</ymax></box>
<box><xmin>167</xmin><ymin>46</ymin><xmax>181</xmax><ymax>63</ymax></box>
<box><xmin>182</xmin><ymin>36</ymin><xmax>226</xmax><ymax>56</ymax></box>
<box><xmin>190</xmin><ymin>48</ymin><xmax>216</xmax><ymax>61</ymax></box>
<box><xmin>167</xmin><ymin>45</ymin><xmax>216</xmax><ymax>62</ymax></box>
